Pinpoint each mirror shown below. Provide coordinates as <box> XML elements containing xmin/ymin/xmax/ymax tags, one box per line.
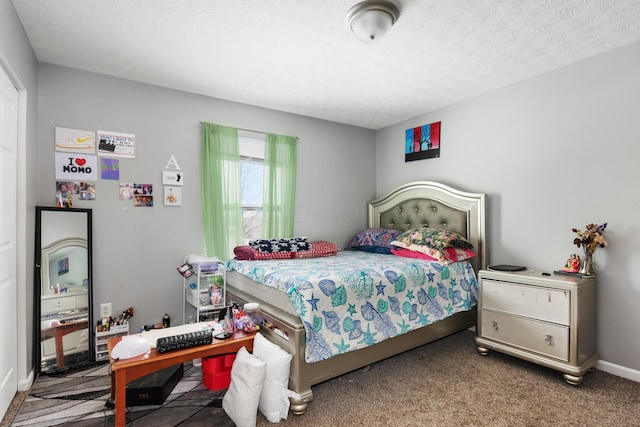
<box><xmin>34</xmin><ymin>207</ymin><xmax>93</xmax><ymax>373</ymax></box>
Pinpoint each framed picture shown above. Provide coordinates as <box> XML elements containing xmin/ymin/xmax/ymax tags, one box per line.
<box><xmin>58</xmin><ymin>257</ymin><xmax>69</xmax><ymax>275</ymax></box>
<box><xmin>405</xmin><ymin>121</ymin><xmax>440</xmax><ymax>162</ymax></box>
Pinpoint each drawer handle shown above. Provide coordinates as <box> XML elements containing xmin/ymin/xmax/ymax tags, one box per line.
<box><xmin>492</xmin><ymin>320</ymin><xmax>498</xmax><ymax>331</ymax></box>
<box><xmin>545</xmin><ymin>334</ymin><xmax>552</xmax><ymax>345</ymax></box>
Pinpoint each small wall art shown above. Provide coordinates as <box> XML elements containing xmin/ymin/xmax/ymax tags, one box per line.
<box><xmin>405</xmin><ymin>121</ymin><xmax>440</xmax><ymax>162</ymax></box>
<box><xmin>55</xmin><ymin>127</ymin><xmax>96</xmax><ymax>154</ymax></box>
<box><xmin>55</xmin><ymin>152</ymin><xmax>98</xmax><ymax>181</ymax></box>
<box><xmin>58</xmin><ymin>257</ymin><xmax>69</xmax><ymax>275</ymax></box>
<box><xmin>101</xmin><ymin>158</ymin><xmax>120</xmax><ymax>180</ymax></box>
<box><xmin>164</xmin><ymin>186</ymin><xmax>182</xmax><ymax>206</ymax></box>
<box><xmin>97</xmin><ymin>130</ymin><xmax>136</xmax><ymax>158</ymax></box>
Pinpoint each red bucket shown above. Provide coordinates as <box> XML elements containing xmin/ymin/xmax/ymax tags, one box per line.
<box><xmin>202</xmin><ymin>354</ymin><xmax>236</xmax><ymax>391</ymax></box>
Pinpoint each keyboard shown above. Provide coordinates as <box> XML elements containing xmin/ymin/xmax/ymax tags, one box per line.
<box><xmin>156</xmin><ymin>330</ymin><xmax>213</xmax><ymax>353</ymax></box>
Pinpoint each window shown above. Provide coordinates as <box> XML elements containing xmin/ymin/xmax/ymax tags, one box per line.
<box><xmin>239</xmin><ymin>132</ymin><xmax>264</xmax><ymax>242</ymax></box>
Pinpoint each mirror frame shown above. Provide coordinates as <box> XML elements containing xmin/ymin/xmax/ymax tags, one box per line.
<box><xmin>34</xmin><ymin>206</ymin><xmax>93</xmax><ymax>373</ymax></box>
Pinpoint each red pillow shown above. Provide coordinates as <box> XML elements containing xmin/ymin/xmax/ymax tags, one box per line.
<box><xmin>391</xmin><ymin>247</ymin><xmax>475</xmax><ymax>264</ymax></box>
<box><xmin>391</xmin><ymin>248</ymin><xmax>437</xmax><ymax>261</ymax></box>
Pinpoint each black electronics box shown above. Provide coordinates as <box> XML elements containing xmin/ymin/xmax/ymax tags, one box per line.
<box><xmin>126</xmin><ymin>363</ymin><xmax>183</xmax><ymax>406</ymax></box>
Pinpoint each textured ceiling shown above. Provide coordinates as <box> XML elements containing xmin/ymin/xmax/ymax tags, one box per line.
<box><xmin>11</xmin><ymin>0</ymin><xmax>640</xmax><ymax>130</ymax></box>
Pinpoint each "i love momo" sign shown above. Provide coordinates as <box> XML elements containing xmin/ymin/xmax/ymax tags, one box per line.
<box><xmin>55</xmin><ymin>153</ymin><xmax>98</xmax><ymax>181</ymax></box>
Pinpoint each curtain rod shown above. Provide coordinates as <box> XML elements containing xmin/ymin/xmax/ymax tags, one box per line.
<box><xmin>198</xmin><ymin>121</ymin><xmax>299</xmax><ymax>140</ymax></box>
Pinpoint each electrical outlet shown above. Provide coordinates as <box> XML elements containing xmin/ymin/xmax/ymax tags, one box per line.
<box><xmin>100</xmin><ymin>303</ymin><xmax>112</xmax><ymax>318</ymax></box>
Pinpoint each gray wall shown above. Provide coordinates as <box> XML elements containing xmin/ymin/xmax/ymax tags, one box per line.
<box><xmin>1</xmin><ymin>0</ymin><xmax>39</xmax><ymax>388</ymax></box>
<box><xmin>376</xmin><ymin>41</ymin><xmax>640</xmax><ymax>374</ymax></box>
<box><xmin>38</xmin><ymin>64</ymin><xmax>376</xmax><ymax>333</ymax></box>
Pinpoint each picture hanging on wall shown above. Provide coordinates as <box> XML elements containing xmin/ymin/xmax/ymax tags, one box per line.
<box><xmin>134</xmin><ymin>195</ymin><xmax>153</xmax><ymax>207</ymax></box>
<box><xmin>162</xmin><ymin>170</ymin><xmax>183</xmax><ymax>186</ymax></box>
<box><xmin>97</xmin><ymin>130</ymin><xmax>136</xmax><ymax>158</ymax></box>
<box><xmin>405</xmin><ymin>121</ymin><xmax>441</xmax><ymax>162</ymax></box>
<box><xmin>101</xmin><ymin>158</ymin><xmax>120</xmax><ymax>180</ymax></box>
<box><xmin>55</xmin><ymin>127</ymin><xmax>96</xmax><ymax>154</ymax></box>
<box><xmin>58</xmin><ymin>257</ymin><xmax>69</xmax><ymax>275</ymax></box>
<box><xmin>164</xmin><ymin>186</ymin><xmax>182</xmax><ymax>206</ymax></box>
<box><xmin>79</xmin><ymin>182</ymin><xmax>96</xmax><ymax>200</ymax></box>
<box><xmin>119</xmin><ymin>182</ymin><xmax>134</xmax><ymax>200</ymax></box>
<box><xmin>55</xmin><ymin>152</ymin><xmax>98</xmax><ymax>181</ymax></box>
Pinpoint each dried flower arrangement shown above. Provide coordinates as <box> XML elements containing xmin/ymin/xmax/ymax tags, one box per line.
<box><xmin>572</xmin><ymin>223</ymin><xmax>608</xmax><ymax>255</ymax></box>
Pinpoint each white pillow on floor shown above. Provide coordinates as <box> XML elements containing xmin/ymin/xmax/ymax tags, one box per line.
<box><xmin>253</xmin><ymin>332</ymin><xmax>293</xmax><ymax>423</ymax></box>
<box><xmin>222</xmin><ymin>346</ymin><xmax>266</xmax><ymax>427</ymax></box>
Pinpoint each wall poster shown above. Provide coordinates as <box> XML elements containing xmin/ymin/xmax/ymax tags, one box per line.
<box><xmin>55</xmin><ymin>152</ymin><xmax>98</xmax><ymax>181</ymax></box>
<box><xmin>405</xmin><ymin>121</ymin><xmax>440</xmax><ymax>162</ymax></box>
<box><xmin>55</xmin><ymin>127</ymin><xmax>96</xmax><ymax>153</ymax></box>
<box><xmin>97</xmin><ymin>130</ymin><xmax>136</xmax><ymax>158</ymax></box>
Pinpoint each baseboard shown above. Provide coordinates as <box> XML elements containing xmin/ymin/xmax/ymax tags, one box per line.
<box><xmin>18</xmin><ymin>369</ymin><xmax>34</xmax><ymax>391</ymax></box>
<box><xmin>465</xmin><ymin>327</ymin><xmax>639</xmax><ymax>383</ymax></box>
<box><xmin>596</xmin><ymin>360</ymin><xmax>640</xmax><ymax>383</ymax></box>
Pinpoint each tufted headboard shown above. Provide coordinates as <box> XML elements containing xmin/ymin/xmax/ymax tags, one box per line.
<box><xmin>368</xmin><ymin>181</ymin><xmax>487</xmax><ymax>273</ymax></box>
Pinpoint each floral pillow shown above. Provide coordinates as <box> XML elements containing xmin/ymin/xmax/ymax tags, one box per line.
<box><xmin>345</xmin><ymin>228</ymin><xmax>401</xmax><ymax>254</ymax></box>
<box><xmin>393</xmin><ymin>228</ymin><xmax>473</xmax><ymax>251</ymax></box>
<box><xmin>391</xmin><ymin>241</ymin><xmax>476</xmax><ymax>264</ymax></box>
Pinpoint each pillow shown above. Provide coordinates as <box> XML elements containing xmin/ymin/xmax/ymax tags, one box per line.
<box><xmin>222</xmin><ymin>346</ymin><xmax>267</xmax><ymax>427</ymax></box>
<box><xmin>345</xmin><ymin>228</ymin><xmax>401</xmax><ymax>254</ymax></box>
<box><xmin>391</xmin><ymin>242</ymin><xmax>476</xmax><ymax>264</ymax></box>
<box><xmin>253</xmin><ymin>332</ymin><xmax>293</xmax><ymax>423</ymax></box>
<box><xmin>249</xmin><ymin>237</ymin><xmax>310</xmax><ymax>253</ymax></box>
<box><xmin>394</xmin><ymin>228</ymin><xmax>473</xmax><ymax>251</ymax></box>
<box><xmin>234</xmin><ymin>241</ymin><xmax>339</xmax><ymax>260</ymax></box>
<box><xmin>390</xmin><ymin>247</ymin><xmax>438</xmax><ymax>261</ymax></box>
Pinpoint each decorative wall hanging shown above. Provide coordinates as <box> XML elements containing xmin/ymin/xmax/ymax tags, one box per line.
<box><xmin>119</xmin><ymin>182</ymin><xmax>134</xmax><ymax>200</ymax></box>
<box><xmin>164</xmin><ymin>186</ymin><xmax>182</xmax><ymax>206</ymax></box>
<box><xmin>57</xmin><ymin>257</ymin><xmax>69</xmax><ymax>275</ymax></box>
<box><xmin>162</xmin><ymin>155</ymin><xmax>184</xmax><ymax>186</ymax></box>
<box><xmin>405</xmin><ymin>121</ymin><xmax>440</xmax><ymax>162</ymax></box>
<box><xmin>101</xmin><ymin>158</ymin><xmax>120</xmax><ymax>180</ymax></box>
<box><xmin>163</xmin><ymin>155</ymin><xmax>183</xmax><ymax>206</ymax></box>
<box><xmin>134</xmin><ymin>195</ymin><xmax>153</xmax><ymax>207</ymax></box>
<box><xmin>55</xmin><ymin>152</ymin><xmax>98</xmax><ymax>181</ymax></box>
<box><xmin>97</xmin><ymin>130</ymin><xmax>136</xmax><ymax>158</ymax></box>
<box><xmin>55</xmin><ymin>127</ymin><xmax>96</xmax><ymax>154</ymax></box>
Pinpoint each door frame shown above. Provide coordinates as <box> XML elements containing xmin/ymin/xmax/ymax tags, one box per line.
<box><xmin>0</xmin><ymin>55</ymin><xmax>33</xmax><ymax>395</ymax></box>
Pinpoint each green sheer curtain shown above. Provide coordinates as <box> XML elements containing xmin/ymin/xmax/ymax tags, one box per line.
<box><xmin>200</xmin><ymin>123</ymin><xmax>242</xmax><ymax>259</ymax></box>
<box><xmin>263</xmin><ymin>133</ymin><xmax>297</xmax><ymax>238</ymax></box>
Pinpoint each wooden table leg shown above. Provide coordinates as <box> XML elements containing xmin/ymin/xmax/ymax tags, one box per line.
<box><xmin>55</xmin><ymin>333</ymin><xmax>64</xmax><ymax>368</ymax></box>
<box><xmin>114</xmin><ymin>369</ymin><xmax>127</xmax><ymax>427</ymax></box>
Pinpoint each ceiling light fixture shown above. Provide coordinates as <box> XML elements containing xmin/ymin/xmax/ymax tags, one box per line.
<box><xmin>346</xmin><ymin>0</ymin><xmax>400</xmax><ymax>43</ymax></box>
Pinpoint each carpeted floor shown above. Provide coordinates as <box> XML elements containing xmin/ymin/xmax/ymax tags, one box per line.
<box><xmin>5</xmin><ymin>330</ymin><xmax>640</xmax><ymax>426</ymax></box>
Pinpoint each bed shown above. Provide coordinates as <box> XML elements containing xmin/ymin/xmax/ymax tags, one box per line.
<box><xmin>225</xmin><ymin>181</ymin><xmax>487</xmax><ymax>414</ymax></box>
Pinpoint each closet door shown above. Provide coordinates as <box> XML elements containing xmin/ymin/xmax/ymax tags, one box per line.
<box><xmin>0</xmin><ymin>64</ymin><xmax>19</xmax><ymax>420</ymax></box>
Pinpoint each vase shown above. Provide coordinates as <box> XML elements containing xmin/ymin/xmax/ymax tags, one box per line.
<box><xmin>579</xmin><ymin>250</ymin><xmax>596</xmax><ymax>276</ymax></box>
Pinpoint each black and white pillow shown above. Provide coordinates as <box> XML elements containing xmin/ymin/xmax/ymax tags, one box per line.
<box><xmin>249</xmin><ymin>237</ymin><xmax>310</xmax><ymax>253</ymax></box>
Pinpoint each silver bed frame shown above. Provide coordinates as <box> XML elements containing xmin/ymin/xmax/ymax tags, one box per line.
<box><xmin>226</xmin><ymin>181</ymin><xmax>487</xmax><ymax>414</ymax></box>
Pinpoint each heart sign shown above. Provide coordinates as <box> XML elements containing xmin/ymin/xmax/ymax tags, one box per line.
<box><xmin>55</xmin><ymin>152</ymin><xmax>98</xmax><ymax>181</ymax></box>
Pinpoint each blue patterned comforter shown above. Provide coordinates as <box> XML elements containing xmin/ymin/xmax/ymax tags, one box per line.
<box><xmin>229</xmin><ymin>251</ymin><xmax>478</xmax><ymax>363</ymax></box>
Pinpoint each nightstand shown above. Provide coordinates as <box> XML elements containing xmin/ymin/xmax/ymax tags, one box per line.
<box><xmin>475</xmin><ymin>269</ymin><xmax>598</xmax><ymax>385</ymax></box>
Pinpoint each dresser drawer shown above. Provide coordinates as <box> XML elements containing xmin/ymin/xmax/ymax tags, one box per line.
<box><xmin>481</xmin><ymin>310</ymin><xmax>569</xmax><ymax>361</ymax></box>
<box><xmin>75</xmin><ymin>294</ymin><xmax>88</xmax><ymax>309</ymax></box>
<box><xmin>482</xmin><ymin>279</ymin><xmax>570</xmax><ymax>325</ymax></box>
<box><xmin>41</xmin><ymin>295</ymin><xmax>76</xmax><ymax>314</ymax></box>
